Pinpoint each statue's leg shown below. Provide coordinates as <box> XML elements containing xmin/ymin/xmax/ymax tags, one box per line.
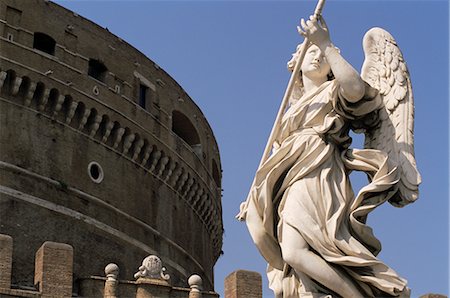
<box><xmin>279</xmin><ymin>222</ymin><xmax>363</xmax><ymax>298</ymax></box>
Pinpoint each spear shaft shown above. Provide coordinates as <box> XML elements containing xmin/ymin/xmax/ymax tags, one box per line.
<box><xmin>237</xmin><ymin>0</ymin><xmax>327</xmax><ymax>221</ymax></box>
<box><xmin>257</xmin><ymin>0</ymin><xmax>326</xmax><ymax>168</ymax></box>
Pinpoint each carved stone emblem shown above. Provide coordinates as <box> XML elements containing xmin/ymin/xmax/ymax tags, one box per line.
<box><xmin>134</xmin><ymin>255</ymin><xmax>170</xmax><ymax>280</ymax></box>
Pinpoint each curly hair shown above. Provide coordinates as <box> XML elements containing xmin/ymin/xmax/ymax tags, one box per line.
<box><xmin>286</xmin><ymin>42</ymin><xmax>336</xmax><ymax>104</ymax></box>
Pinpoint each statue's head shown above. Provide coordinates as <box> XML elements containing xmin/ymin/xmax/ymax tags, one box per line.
<box><xmin>286</xmin><ymin>42</ymin><xmax>336</xmax><ymax>105</ymax></box>
<box><xmin>287</xmin><ymin>42</ymin><xmax>335</xmax><ymax>84</ymax></box>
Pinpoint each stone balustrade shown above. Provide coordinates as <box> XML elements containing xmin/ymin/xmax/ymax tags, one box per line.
<box><xmin>0</xmin><ymin>67</ymin><xmax>222</xmax><ymax>256</ymax></box>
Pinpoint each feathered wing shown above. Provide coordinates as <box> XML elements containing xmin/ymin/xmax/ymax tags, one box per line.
<box><xmin>361</xmin><ymin>27</ymin><xmax>421</xmax><ymax>207</ymax></box>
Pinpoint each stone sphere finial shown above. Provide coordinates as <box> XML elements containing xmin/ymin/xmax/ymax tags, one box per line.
<box><xmin>105</xmin><ymin>263</ymin><xmax>119</xmax><ymax>281</ymax></box>
<box><xmin>188</xmin><ymin>274</ymin><xmax>203</xmax><ymax>292</ymax></box>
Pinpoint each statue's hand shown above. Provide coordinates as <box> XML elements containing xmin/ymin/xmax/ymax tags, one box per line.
<box><xmin>297</xmin><ymin>15</ymin><xmax>331</xmax><ymax>50</ymax></box>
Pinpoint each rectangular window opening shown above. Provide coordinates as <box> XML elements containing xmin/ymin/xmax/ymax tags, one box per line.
<box><xmin>139</xmin><ymin>84</ymin><xmax>148</xmax><ymax>109</ymax></box>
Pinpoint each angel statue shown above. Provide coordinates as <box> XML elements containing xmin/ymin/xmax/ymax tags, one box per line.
<box><xmin>236</xmin><ymin>7</ymin><xmax>421</xmax><ymax>298</ymax></box>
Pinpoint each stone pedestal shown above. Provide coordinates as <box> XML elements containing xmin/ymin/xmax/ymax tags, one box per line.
<box><xmin>224</xmin><ymin>270</ymin><xmax>262</xmax><ymax>298</ymax></box>
<box><xmin>104</xmin><ymin>263</ymin><xmax>119</xmax><ymax>298</ymax></box>
<box><xmin>188</xmin><ymin>274</ymin><xmax>203</xmax><ymax>298</ymax></box>
<box><xmin>136</xmin><ymin>277</ymin><xmax>171</xmax><ymax>298</ymax></box>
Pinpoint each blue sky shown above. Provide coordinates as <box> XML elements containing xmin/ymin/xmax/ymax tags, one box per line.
<box><xmin>55</xmin><ymin>1</ymin><xmax>449</xmax><ymax>296</ymax></box>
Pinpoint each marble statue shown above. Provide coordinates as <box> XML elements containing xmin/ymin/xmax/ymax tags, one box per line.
<box><xmin>237</xmin><ymin>9</ymin><xmax>420</xmax><ymax>298</ymax></box>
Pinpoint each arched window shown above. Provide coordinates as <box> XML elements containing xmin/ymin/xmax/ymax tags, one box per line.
<box><xmin>33</xmin><ymin>32</ymin><xmax>56</xmax><ymax>55</ymax></box>
<box><xmin>172</xmin><ymin>111</ymin><xmax>201</xmax><ymax>156</ymax></box>
<box><xmin>88</xmin><ymin>59</ymin><xmax>108</xmax><ymax>82</ymax></box>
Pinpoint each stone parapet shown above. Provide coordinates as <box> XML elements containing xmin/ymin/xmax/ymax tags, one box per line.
<box><xmin>224</xmin><ymin>270</ymin><xmax>262</xmax><ymax>298</ymax></box>
<box><xmin>0</xmin><ymin>234</ymin><xmax>13</xmax><ymax>289</ymax></box>
<box><xmin>34</xmin><ymin>242</ymin><xmax>73</xmax><ymax>297</ymax></box>
<box><xmin>0</xmin><ymin>66</ymin><xmax>222</xmax><ymax>254</ymax></box>
<box><xmin>0</xmin><ymin>235</ymin><xmax>219</xmax><ymax>298</ymax></box>
<box><xmin>0</xmin><ymin>236</ymin><xmax>73</xmax><ymax>297</ymax></box>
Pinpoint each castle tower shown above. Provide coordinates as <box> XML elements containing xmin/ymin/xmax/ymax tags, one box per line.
<box><xmin>0</xmin><ymin>0</ymin><xmax>223</xmax><ymax>293</ymax></box>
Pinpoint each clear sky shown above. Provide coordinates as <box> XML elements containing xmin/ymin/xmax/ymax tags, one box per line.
<box><xmin>55</xmin><ymin>1</ymin><xmax>449</xmax><ymax>296</ymax></box>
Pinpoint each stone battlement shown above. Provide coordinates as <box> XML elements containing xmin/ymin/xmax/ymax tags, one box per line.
<box><xmin>0</xmin><ymin>234</ymin><xmax>225</xmax><ymax>298</ymax></box>
<box><xmin>0</xmin><ymin>234</ymin><xmax>264</xmax><ymax>298</ymax></box>
<box><xmin>0</xmin><ymin>234</ymin><xmax>73</xmax><ymax>297</ymax></box>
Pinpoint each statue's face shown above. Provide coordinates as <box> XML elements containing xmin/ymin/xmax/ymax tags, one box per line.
<box><xmin>301</xmin><ymin>45</ymin><xmax>331</xmax><ymax>79</ymax></box>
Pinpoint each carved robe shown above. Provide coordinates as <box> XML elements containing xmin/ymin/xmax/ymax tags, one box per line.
<box><xmin>239</xmin><ymin>80</ymin><xmax>409</xmax><ymax>297</ymax></box>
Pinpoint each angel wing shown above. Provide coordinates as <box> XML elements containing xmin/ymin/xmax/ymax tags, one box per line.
<box><xmin>361</xmin><ymin>27</ymin><xmax>421</xmax><ymax>207</ymax></box>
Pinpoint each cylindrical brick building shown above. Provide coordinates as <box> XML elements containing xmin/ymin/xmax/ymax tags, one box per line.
<box><xmin>0</xmin><ymin>0</ymin><xmax>223</xmax><ymax>293</ymax></box>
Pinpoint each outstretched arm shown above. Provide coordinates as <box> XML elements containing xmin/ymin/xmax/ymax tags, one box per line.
<box><xmin>298</xmin><ymin>16</ymin><xmax>365</xmax><ymax>102</ymax></box>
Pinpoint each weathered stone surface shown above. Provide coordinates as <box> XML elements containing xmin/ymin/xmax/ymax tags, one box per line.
<box><xmin>224</xmin><ymin>270</ymin><xmax>262</xmax><ymax>298</ymax></box>
<box><xmin>34</xmin><ymin>241</ymin><xmax>73</xmax><ymax>297</ymax></box>
<box><xmin>136</xmin><ymin>277</ymin><xmax>172</xmax><ymax>298</ymax></box>
<box><xmin>0</xmin><ymin>234</ymin><xmax>13</xmax><ymax>289</ymax></box>
<box><xmin>0</xmin><ymin>0</ymin><xmax>223</xmax><ymax>293</ymax></box>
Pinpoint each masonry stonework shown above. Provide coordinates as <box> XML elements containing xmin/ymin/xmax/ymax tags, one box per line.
<box><xmin>0</xmin><ymin>0</ymin><xmax>222</xmax><ymax>294</ymax></box>
<box><xmin>224</xmin><ymin>270</ymin><xmax>262</xmax><ymax>298</ymax></box>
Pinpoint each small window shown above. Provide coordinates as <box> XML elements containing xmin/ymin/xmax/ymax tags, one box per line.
<box><xmin>33</xmin><ymin>32</ymin><xmax>56</xmax><ymax>55</ymax></box>
<box><xmin>88</xmin><ymin>59</ymin><xmax>107</xmax><ymax>82</ymax></box>
<box><xmin>88</xmin><ymin>161</ymin><xmax>104</xmax><ymax>183</ymax></box>
<box><xmin>139</xmin><ymin>84</ymin><xmax>148</xmax><ymax>109</ymax></box>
